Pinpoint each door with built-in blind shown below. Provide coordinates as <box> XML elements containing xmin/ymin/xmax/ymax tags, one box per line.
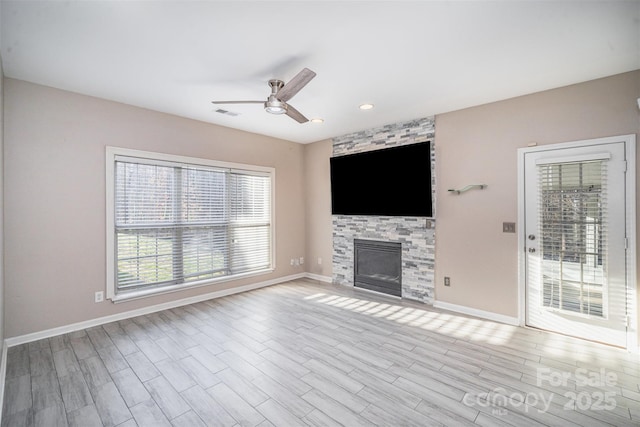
<box><xmin>523</xmin><ymin>138</ymin><xmax>630</xmax><ymax>347</ymax></box>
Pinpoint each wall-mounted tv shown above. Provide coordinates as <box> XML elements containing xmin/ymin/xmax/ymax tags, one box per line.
<box><xmin>330</xmin><ymin>141</ymin><xmax>433</xmax><ymax>217</ymax></box>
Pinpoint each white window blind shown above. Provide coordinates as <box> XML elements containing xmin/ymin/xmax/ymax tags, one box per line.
<box><xmin>110</xmin><ymin>152</ymin><xmax>273</xmax><ymax>298</ymax></box>
<box><xmin>538</xmin><ymin>160</ymin><xmax>607</xmax><ymax>317</ymax></box>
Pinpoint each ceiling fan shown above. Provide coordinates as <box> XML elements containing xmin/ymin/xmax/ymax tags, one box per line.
<box><xmin>212</xmin><ymin>68</ymin><xmax>316</xmax><ymax>123</ymax></box>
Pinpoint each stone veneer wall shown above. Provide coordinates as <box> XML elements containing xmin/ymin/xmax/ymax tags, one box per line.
<box><xmin>332</xmin><ymin>117</ymin><xmax>436</xmax><ymax>304</ymax></box>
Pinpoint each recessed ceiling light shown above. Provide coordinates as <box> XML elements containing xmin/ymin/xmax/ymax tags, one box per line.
<box><xmin>359</xmin><ymin>103</ymin><xmax>374</xmax><ymax>110</ymax></box>
<box><xmin>310</xmin><ymin>118</ymin><xmax>324</xmax><ymax>124</ymax></box>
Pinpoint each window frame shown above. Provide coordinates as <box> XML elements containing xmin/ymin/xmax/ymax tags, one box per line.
<box><xmin>106</xmin><ymin>147</ymin><xmax>276</xmax><ymax>302</ymax></box>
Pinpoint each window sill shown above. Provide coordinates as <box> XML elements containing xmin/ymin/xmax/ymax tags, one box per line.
<box><xmin>109</xmin><ymin>268</ymin><xmax>274</xmax><ymax>303</ymax></box>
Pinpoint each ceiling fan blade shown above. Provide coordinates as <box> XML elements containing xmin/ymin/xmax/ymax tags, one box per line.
<box><xmin>211</xmin><ymin>100</ymin><xmax>264</xmax><ymax>105</ymax></box>
<box><xmin>285</xmin><ymin>104</ymin><xmax>309</xmax><ymax>123</ymax></box>
<box><xmin>277</xmin><ymin>68</ymin><xmax>316</xmax><ymax>102</ymax></box>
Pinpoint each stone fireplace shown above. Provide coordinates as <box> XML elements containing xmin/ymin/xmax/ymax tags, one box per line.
<box><xmin>332</xmin><ymin>117</ymin><xmax>436</xmax><ymax>304</ymax></box>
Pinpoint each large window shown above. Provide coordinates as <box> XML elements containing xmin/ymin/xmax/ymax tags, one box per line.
<box><xmin>106</xmin><ymin>148</ymin><xmax>274</xmax><ymax>301</ymax></box>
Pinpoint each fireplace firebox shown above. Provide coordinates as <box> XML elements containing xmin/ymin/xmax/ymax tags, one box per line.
<box><xmin>354</xmin><ymin>239</ymin><xmax>402</xmax><ymax>297</ymax></box>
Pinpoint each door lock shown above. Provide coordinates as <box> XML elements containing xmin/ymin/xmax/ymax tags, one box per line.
<box><xmin>528</xmin><ymin>234</ymin><xmax>536</xmax><ymax>240</ymax></box>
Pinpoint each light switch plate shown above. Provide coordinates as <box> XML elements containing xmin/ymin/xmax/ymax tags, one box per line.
<box><xmin>503</xmin><ymin>222</ymin><xmax>516</xmax><ymax>233</ymax></box>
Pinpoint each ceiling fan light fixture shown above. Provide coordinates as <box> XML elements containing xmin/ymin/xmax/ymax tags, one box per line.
<box><xmin>265</xmin><ymin>97</ymin><xmax>287</xmax><ymax>115</ymax></box>
<box><xmin>359</xmin><ymin>103</ymin><xmax>375</xmax><ymax>110</ymax></box>
<box><xmin>310</xmin><ymin>118</ymin><xmax>324</xmax><ymax>124</ymax></box>
<box><xmin>265</xmin><ymin>105</ymin><xmax>287</xmax><ymax>114</ymax></box>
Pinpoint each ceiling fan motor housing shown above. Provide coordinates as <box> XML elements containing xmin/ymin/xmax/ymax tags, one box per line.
<box><xmin>265</xmin><ymin>80</ymin><xmax>288</xmax><ymax>114</ymax></box>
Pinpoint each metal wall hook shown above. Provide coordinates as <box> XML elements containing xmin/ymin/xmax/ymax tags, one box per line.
<box><xmin>447</xmin><ymin>184</ymin><xmax>487</xmax><ymax>194</ymax></box>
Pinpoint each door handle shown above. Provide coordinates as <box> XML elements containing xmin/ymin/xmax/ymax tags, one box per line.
<box><xmin>528</xmin><ymin>248</ymin><xmax>536</xmax><ymax>253</ymax></box>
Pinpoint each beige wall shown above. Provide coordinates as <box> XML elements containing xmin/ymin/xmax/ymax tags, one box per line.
<box><xmin>435</xmin><ymin>70</ymin><xmax>640</xmax><ymax>318</ymax></box>
<box><xmin>303</xmin><ymin>138</ymin><xmax>333</xmax><ymax>279</ymax></box>
<box><xmin>3</xmin><ymin>78</ymin><xmax>307</xmax><ymax>338</ymax></box>
<box><xmin>303</xmin><ymin>70</ymin><xmax>640</xmax><ymax>327</ymax></box>
<box><xmin>4</xmin><ymin>70</ymin><xmax>639</xmax><ymax>339</ymax></box>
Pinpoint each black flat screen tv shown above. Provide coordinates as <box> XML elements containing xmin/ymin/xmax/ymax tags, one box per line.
<box><xmin>330</xmin><ymin>141</ymin><xmax>432</xmax><ymax>217</ymax></box>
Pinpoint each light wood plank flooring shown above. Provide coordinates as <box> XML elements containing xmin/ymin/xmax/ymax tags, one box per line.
<box><xmin>2</xmin><ymin>279</ymin><xmax>640</xmax><ymax>426</ymax></box>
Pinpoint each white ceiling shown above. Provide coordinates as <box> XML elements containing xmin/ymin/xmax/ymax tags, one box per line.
<box><xmin>1</xmin><ymin>1</ymin><xmax>639</xmax><ymax>144</ymax></box>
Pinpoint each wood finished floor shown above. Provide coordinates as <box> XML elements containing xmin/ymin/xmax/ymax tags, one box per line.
<box><xmin>2</xmin><ymin>279</ymin><xmax>640</xmax><ymax>427</ymax></box>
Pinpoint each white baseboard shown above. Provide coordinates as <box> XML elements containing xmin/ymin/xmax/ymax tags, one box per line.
<box><xmin>5</xmin><ymin>273</ymin><xmax>307</xmax><ymax>348</ymax></box>
<box><xmin>433</xmin><ymin>300</ymin><xmax>520</xmax><ymax>326</ymax></box>
<box><xmin>6</xmin><ymin>273</ymin><xmax>523</xmax><ymax>349</ymax></box>
<box><xmin>0</xmin><ymin>341</ymin><xmax>7</xmax><ymax>425</ymax></box>
<box><xmin>304</xmin><ymin>272</ymin><xmax>333</xmax><ymax>283</ymax></box>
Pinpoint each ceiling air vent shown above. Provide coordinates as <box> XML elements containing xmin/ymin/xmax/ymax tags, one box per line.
<box><xmin>214</xmin><ymin>108</ymin><xmax>240</xmax><ymax>117</ymax></box>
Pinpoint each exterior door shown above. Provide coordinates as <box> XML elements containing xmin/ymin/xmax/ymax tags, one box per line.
<box><xmin>522</xmin><ymin>138</ymin><xmax>630</xmax><ymax>347</ymax></box>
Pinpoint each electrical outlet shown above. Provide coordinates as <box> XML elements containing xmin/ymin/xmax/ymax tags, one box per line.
<box><xmin>290</xmin><ymin>258</ymin><xmax>295</xmax><ymax>266</ymax></box>
<box><xmin>95</xmin><ymin>291</ymin><xmax>104</xmax><ymax>303</ymax></box>
<box><xmin>294</xmin><ymin>258</ymin><xmax>300</xmax><ymax>266</ymax></box>
<box><xmin>317</xmin><ymin>257</ymin><xmax>322</xmax><ymax>265</ymax></box>
<box><xmin>444</xmin><ymin>277</ymin><xmax>451</xmax><ymax>287</ymax></box>
<box><xmin>299</xmin><ymin>257</ymin><xmax>304</xmax><ymax>265</ymax></box>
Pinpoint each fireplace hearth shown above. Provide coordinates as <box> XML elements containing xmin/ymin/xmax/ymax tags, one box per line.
<box><xmin>354</xmin><ymin>239</ymin><xmax>402</xmax><ymax>297</ymax></box>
